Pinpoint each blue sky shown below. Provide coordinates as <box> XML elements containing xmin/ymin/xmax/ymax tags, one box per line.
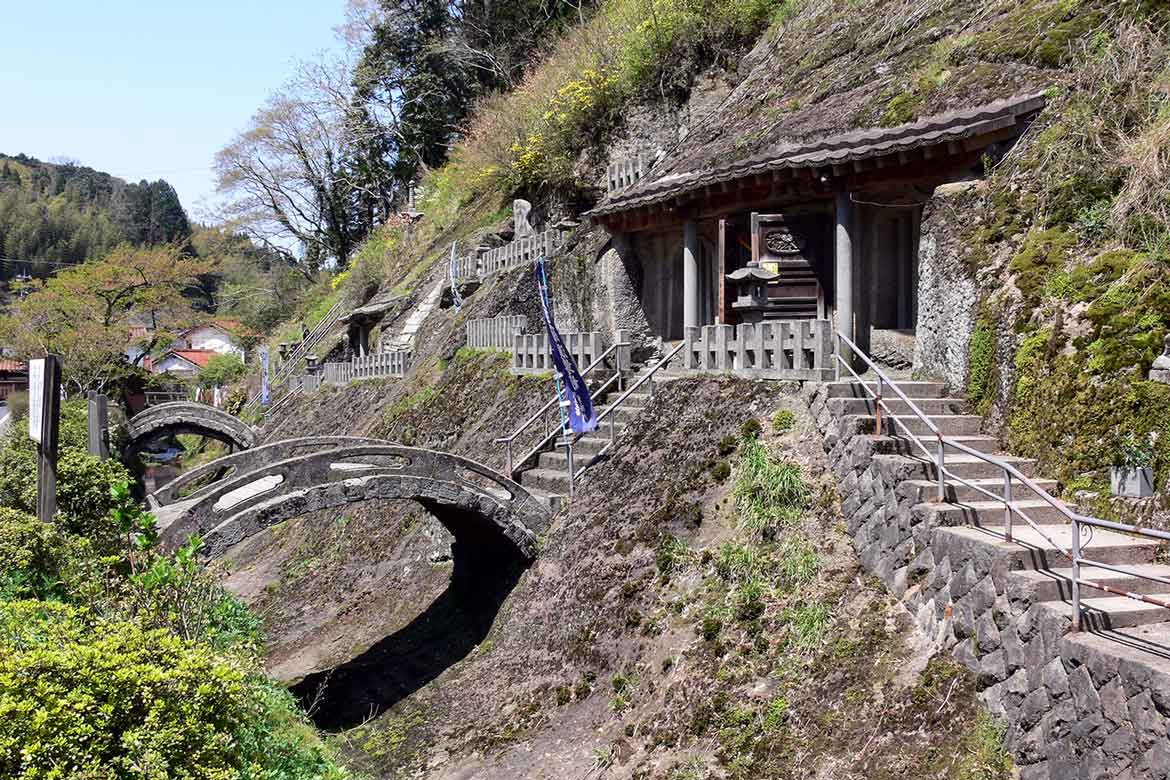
<box><xmin>0</xmin><ymin>1</ymin><xmax>347</xmax><ymax>220</ymax></box>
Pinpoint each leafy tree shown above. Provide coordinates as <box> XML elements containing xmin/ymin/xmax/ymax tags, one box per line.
<box><xmin>197</xmin><ymin>353</ymin><xmax>246</xmax><ymax>389</ymax></box>
<box><xmin>0</xmin><ymin>244</ymin><xmax>209</xmax><ymax>395</ymax></box>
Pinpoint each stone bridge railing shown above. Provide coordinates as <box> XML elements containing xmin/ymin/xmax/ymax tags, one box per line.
<box><xmin>682</xmin><ymin>320</ymin><xmax>835</xmax><ymax>382</ymax></box>
<box><xmin>154</xmin><ymin>439</ymin><xmax>551</xmax><ymax>560</ymax></box>
<box><xmin>466</xmin><ymin>316</ymin><xmax>528</xmax><ymax>351</ymax></box>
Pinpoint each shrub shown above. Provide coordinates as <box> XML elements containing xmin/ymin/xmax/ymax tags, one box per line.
<box><xmin>0</xmin><ymin>601</ymin><xmax>347</xmax><ymax>780</ymax></box>
<box><xmin>770</xmin><ymin>409</ymin><xmax>795</xmax><ymax>433</ymax></box>
<box><xmin>710</xmin><ymin>460</ymin><xmax>731</xmax><ymax>482</ymax></box>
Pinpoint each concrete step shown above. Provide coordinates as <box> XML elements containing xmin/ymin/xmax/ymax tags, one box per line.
<box><xmin>907</xmin><ymin>453</ymin><xmax>1038</xmax><ymax>480</ymax></box>
<box><xmin>1042</xmin><ymin>594</ymin><xmax>1170</xmax><ymax>630</ymax></box>
<box><xmin>517</xmin><ymin>467</ymin><xmax>571</xmax><ymax>495</ymax></box>
<box><xmin>915</xmin><ymin>498</ymin><xmax>1071</xmax><ymax>527</ymax></box>
<box><xmin>935</xmin><ymin>525</ymin><xmax>1162</xmax><ymax>570</ymax></box>
<box><xmin>825</xmin><ymin>380</ymin><xmax>950</xmax><ymax>399</ymax></box>
<box><xmin>901</xmin><ymin>478</ymin><xmax>1060</xmax><ymax>504</ymax></box>
<box><xmin>829</xmin><ymin>397</ymin><xmax>970</xmax><ymax>417</ymax></box>
<box><xmin>1009</xmin><ymin>564</ymin><xmax>1170</xmax><ymax>603</ymax></box>
<box><xmin>885</xmin><ymin>415</ymin><xmax>985</xmax><ymax>436</ymax></box>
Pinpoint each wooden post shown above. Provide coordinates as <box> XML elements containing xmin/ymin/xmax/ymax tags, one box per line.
<box><xmin>87</xmin><ymin>391</ymin><xmax>109</xmax><ymax>460</ymax></box>
<box><xmin>32</xmin><ymin>355</ymin><xmax>62</xmax><ymax>523</ymax></box>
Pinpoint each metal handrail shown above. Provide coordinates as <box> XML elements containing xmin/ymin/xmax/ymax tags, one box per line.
<box><xmin>833</xmin><ymin>330</ymin><xmax>1170</xmax><ymax>631</ymax></box>
<box><xmin>244</xmin><ymin>300</ymin><xmax>345</xmax><ymax>413</ymax></box>
<box><xmin>568</xmin><ymin>340</ymin><xmax>686</xmax><ymax>482</ymax></box>
<box><xmin>495</xmin><ymin>341</ymin><xmax>630</xmax><ymax>478</ymax></box>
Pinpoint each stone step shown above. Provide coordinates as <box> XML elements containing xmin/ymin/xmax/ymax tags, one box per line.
<box><xmin>523</xmin><ymin>485</ymin><xmax>566</xmax><ymax>513</ymax></box>
<box><xmin>829</xmin><ymin>397</ymin><xmax>970</xmax><ymax>416</ymax></box>
<box><xmin>901</xmin><ymin>477</ymin><xmax>1060</xmax><ymax>504</ymax></box>
<box><xmin>1042</xmin><ymin>594</ymin><xmax>1170</xmax><ymax>630</ymax></box>
<box><xmin>935</xmin><ymin>525</ymin><xmax>1162</xmax><ymax>570</ymax></box>
<box><xmin>880</xmin><ymin>434</ymin><xmax>1003</xmax><ymax>456</ymax></box>
<box><xmin>915</xmin><ymin>498</ymin><xmax>1071</xmax><ymax>527</ymax></box>
<box><xmin>1009</xmin><ymin>563</ymin><xmax>1170</xmax><ymax>604</ymax></box>
<box><xmin>517</xmin><ymin>467</ymin><xmax>572</xmax><ymax>495</ymax></box>
<box><xmin>907</xmin><ymin>453</ymin><xmax>1038</xmax><ymax>480</ymax></box>
<box><xmin>825</xmin><ymin>380</ymin><xmax>950</xmax><ymax>399</ymax></box>
<box><xmin>573</xmin><ymin>430</ymin><xmax>624</xmax><ymax>456</ymax></box>
<box><xmin>885</xmin><ymin>414</ymin><xmax>985</xmax><ymax>436</ymax></box>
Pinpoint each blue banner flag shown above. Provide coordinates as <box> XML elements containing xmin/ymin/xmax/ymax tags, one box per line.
<box><xmin>449</xmin><ymin>241</ymin><xmax>464</xmax><ymax>311</ymax></box>
<box><xmin>259</xmin><ymin>346</ymin><xmax>270</xmax><ymax>405</ymax></box>
<box><xmin>535</xmin><ymin>254</ymin><xmax>597</xmax><ymax>435</ymax></box>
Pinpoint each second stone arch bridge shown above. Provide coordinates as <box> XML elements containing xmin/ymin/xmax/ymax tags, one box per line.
<box><xmin>151</xmin><ymin>436</ymin><xmax>552</xmax><ymax>560</ymax></box>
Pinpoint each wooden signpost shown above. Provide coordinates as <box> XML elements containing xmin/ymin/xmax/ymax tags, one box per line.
<box><xmin>28</xmin><ymin>355</ymin><xmax>62</xmax><ymax>522</ymax></box>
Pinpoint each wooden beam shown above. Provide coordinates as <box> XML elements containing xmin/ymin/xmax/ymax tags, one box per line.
<box><xmin>718</xmin><ymin>218</ymin><xmax>728</xmax><ymax>325</ymax></box>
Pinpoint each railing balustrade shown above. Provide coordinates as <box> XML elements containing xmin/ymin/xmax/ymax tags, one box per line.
<box><xmin>832</xmin><ymin>330</ymin><xmax>1170</xmax><ymax>632</ymax></box>
<box><xmin>466</xmin><ymin>316</ymin><xmax>528</xmax><ymax>351</ymax></box>
<box><xmin>512</xmin><ymin>331</ymin><xmax>605</xmax><ymax>374</ymax></box>
<box><xmin>683</xmin><ymin>320</ymin><xmax>834</xmax><ymax>381</ymax></box>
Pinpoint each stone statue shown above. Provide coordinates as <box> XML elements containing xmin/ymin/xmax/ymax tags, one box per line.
<box><xmin>1150</xmin><ymin>333</ymin><xmax>1170</xmax><ymax>384</ymax></box>
<box><xmin>513</xmin><ymin>199</ymin><xmax>535</xmax><ymax>237</ymax></box>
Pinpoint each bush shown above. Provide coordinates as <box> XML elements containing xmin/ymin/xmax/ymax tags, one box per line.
<box><xmin>734</xmin><ymin>437</ymin><xmax>808</xmax><ymax>539</ymax></box>
<box><xmin>770</xmin><ymin>409</ymin><xmax>795</xmax><ymax>433</ymax></box>
<box><xmin>0</xmin><ymin>601</ymin><xmax>348</xmax><ymax>780</ymax></box>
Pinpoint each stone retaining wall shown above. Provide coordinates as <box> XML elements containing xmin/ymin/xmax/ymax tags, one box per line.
<box><xmin>807</xmin><ymin>383</ymin><xmax>1170</xmax><ymax>779</ymax></box>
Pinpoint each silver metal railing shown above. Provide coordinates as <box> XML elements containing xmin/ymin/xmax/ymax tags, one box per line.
<box><xmin>495</xmin><ymin>341</ymin><xmax>629</xmax><ymax>486</ymax></box>
<box><xmin>833</xmin><ymin>331</ymin><xmax>1170</xmax><ymax>631</ymax></box>
<box><xmin>243</xmin><ymin>299</ymin><xmax>345</xmax><ymax>414</ymax></box>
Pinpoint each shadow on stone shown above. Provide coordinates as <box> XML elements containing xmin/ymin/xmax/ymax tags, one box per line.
<box><xmin>290</xmin><ymin>503</ymin><xmax>529</xmax><ymax>731</ymax></box>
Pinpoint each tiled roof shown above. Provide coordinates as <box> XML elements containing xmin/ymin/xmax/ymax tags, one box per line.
<box><xmin>587</xmin><ymin>93</ymin><xmax>1045</xmax><ymax>218</ymax></box>
<box><xmin>163</xmin><ymin>349</ymin><xmax>217</xmax><ymax>369</ymax></box>
<box><xmin>0</xmin><ymin>359</ymin><xmax>26</xmax><ymax>373</ymax></box>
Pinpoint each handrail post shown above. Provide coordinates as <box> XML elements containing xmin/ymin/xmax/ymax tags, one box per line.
<box><xmin>1003</xmin><ymin>469</ymin><xmax>1013</xmax><ymax>543</ymax></box>
<box><xmin>505</xmin><ymin>441</ymin><xmax>513</xmax><ymax>477</ymax></box>
<box><xmin>610</xmin><ymin>407</ymin><xmax>616</xmax><ymax>445</ymax></box>
<box><xmin>616</xmin><ymin>342</ymin><xmax>624</xmax><ymax>393</ymax></box>
<box><xmin>1071</xmin><ymin>516</ymin><xmax>1082</xmax><ymax>632</ymax></box>
<box><xmin>564</xmin><ymin>434</ymin><xmax>575</xmax><ymax>499</ymax></box>
<box><xmin>935</xmin><ymin>434</ymin><xmax>946</xmax><ymax>502</ymax></box>
<box><xmin>874</xmin><ymin>376</ymin><xmax>884</xmax><ymax>437</ymax></box>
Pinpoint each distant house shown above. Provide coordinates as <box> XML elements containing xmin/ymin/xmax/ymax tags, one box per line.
<box><xmin>147</xmin><ymin>321</ymin><xmax>247</xmax><ymax>377</ymax></box>
<box><xmin>152</xmin><ymin>349</ymin><xmax>218</xmax><ymax>378</ymax></box>
<box><xmin>175</xmin><ymin>321</ymin><xmax>246</xmax><ymax>360</ymax></box>
<box><xmin>0</xmin><ymin>358</ymin><xmax>28</xmax><ymax>401</ymax></box>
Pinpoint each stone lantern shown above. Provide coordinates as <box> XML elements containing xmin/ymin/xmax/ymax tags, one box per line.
<box><xmin>726</xmin><ymin>260</ymin><xmax>780</xmax><ymax>322</ymax></box>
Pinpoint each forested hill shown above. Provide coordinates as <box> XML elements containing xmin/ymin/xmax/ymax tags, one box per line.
<box><xmin>0</xmin><ymin>152</ymin><xmax>190</xmax><ymax>282</ymax></box>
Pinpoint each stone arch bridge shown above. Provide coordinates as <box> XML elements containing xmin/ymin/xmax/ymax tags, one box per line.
<box><xmin>150</xmin><ymin>436</ymin><xmax>551</xmax><ymax>559</ymax></box>
<box><xmin>126</xmin><ymin>402</ymin><xmax>258</xmax><ymax>459</ymax></box>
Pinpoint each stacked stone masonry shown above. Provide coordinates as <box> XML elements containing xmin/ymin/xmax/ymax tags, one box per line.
<box><xmin>806</xmin><ymin>382</ymin><xmax>1170</xmax><ymax>779</ymax></box>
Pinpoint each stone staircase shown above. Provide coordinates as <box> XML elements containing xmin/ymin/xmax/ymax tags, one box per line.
<box><xmin>516</xmin><ymin>367</ymin><xmax>660</xmax><ymax>506</ymax></box>
<box><xmin>812</xmin><ymin>377</ymin><xmax>1170</xmax><ymax>777</ymax></box>
<box><xmin>387</xmin><ymin>280</ymin><xmax>444</xmax><ymax>352</ymax></box>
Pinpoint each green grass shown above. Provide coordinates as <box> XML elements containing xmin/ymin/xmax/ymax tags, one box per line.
<box><xmin>733</xmin><ymin>437</ymin><xmax>808</xmax><ymax>539</ymax></box>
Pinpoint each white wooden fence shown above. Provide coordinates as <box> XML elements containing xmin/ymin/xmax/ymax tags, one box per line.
<box><xmin>452</xmin><ymin>229</ymin><xmax>564</xmax><ymax>281</ymax></box>
<box><xmin>512</xmin><ymin>331</ymin><xmax>606</xmax><ymax>374</ymax></box>
<box><xmin>683</xmin><ymin>321</ymin><xmax>834</xmax><ymax>381</ymax></box>
<box><xmin>322</xmin><ymin>350</ymin><xmax>410</xmax><ymax>385</ymax></box>
<box><xmin>466</xmin><ymin>316</ymin><xmax>528</xmax><ymax>350</ymax></box>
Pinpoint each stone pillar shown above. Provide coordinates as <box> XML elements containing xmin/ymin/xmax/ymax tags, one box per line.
<box><xmin>835</xmin><ymin>192</ymin><xmax>855</xmax><ymax>366</ymax></box>
<box><xmin>683</xmin><ymin>221</ymin><xmax>700</xmax><ymax>331</ymax></box>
